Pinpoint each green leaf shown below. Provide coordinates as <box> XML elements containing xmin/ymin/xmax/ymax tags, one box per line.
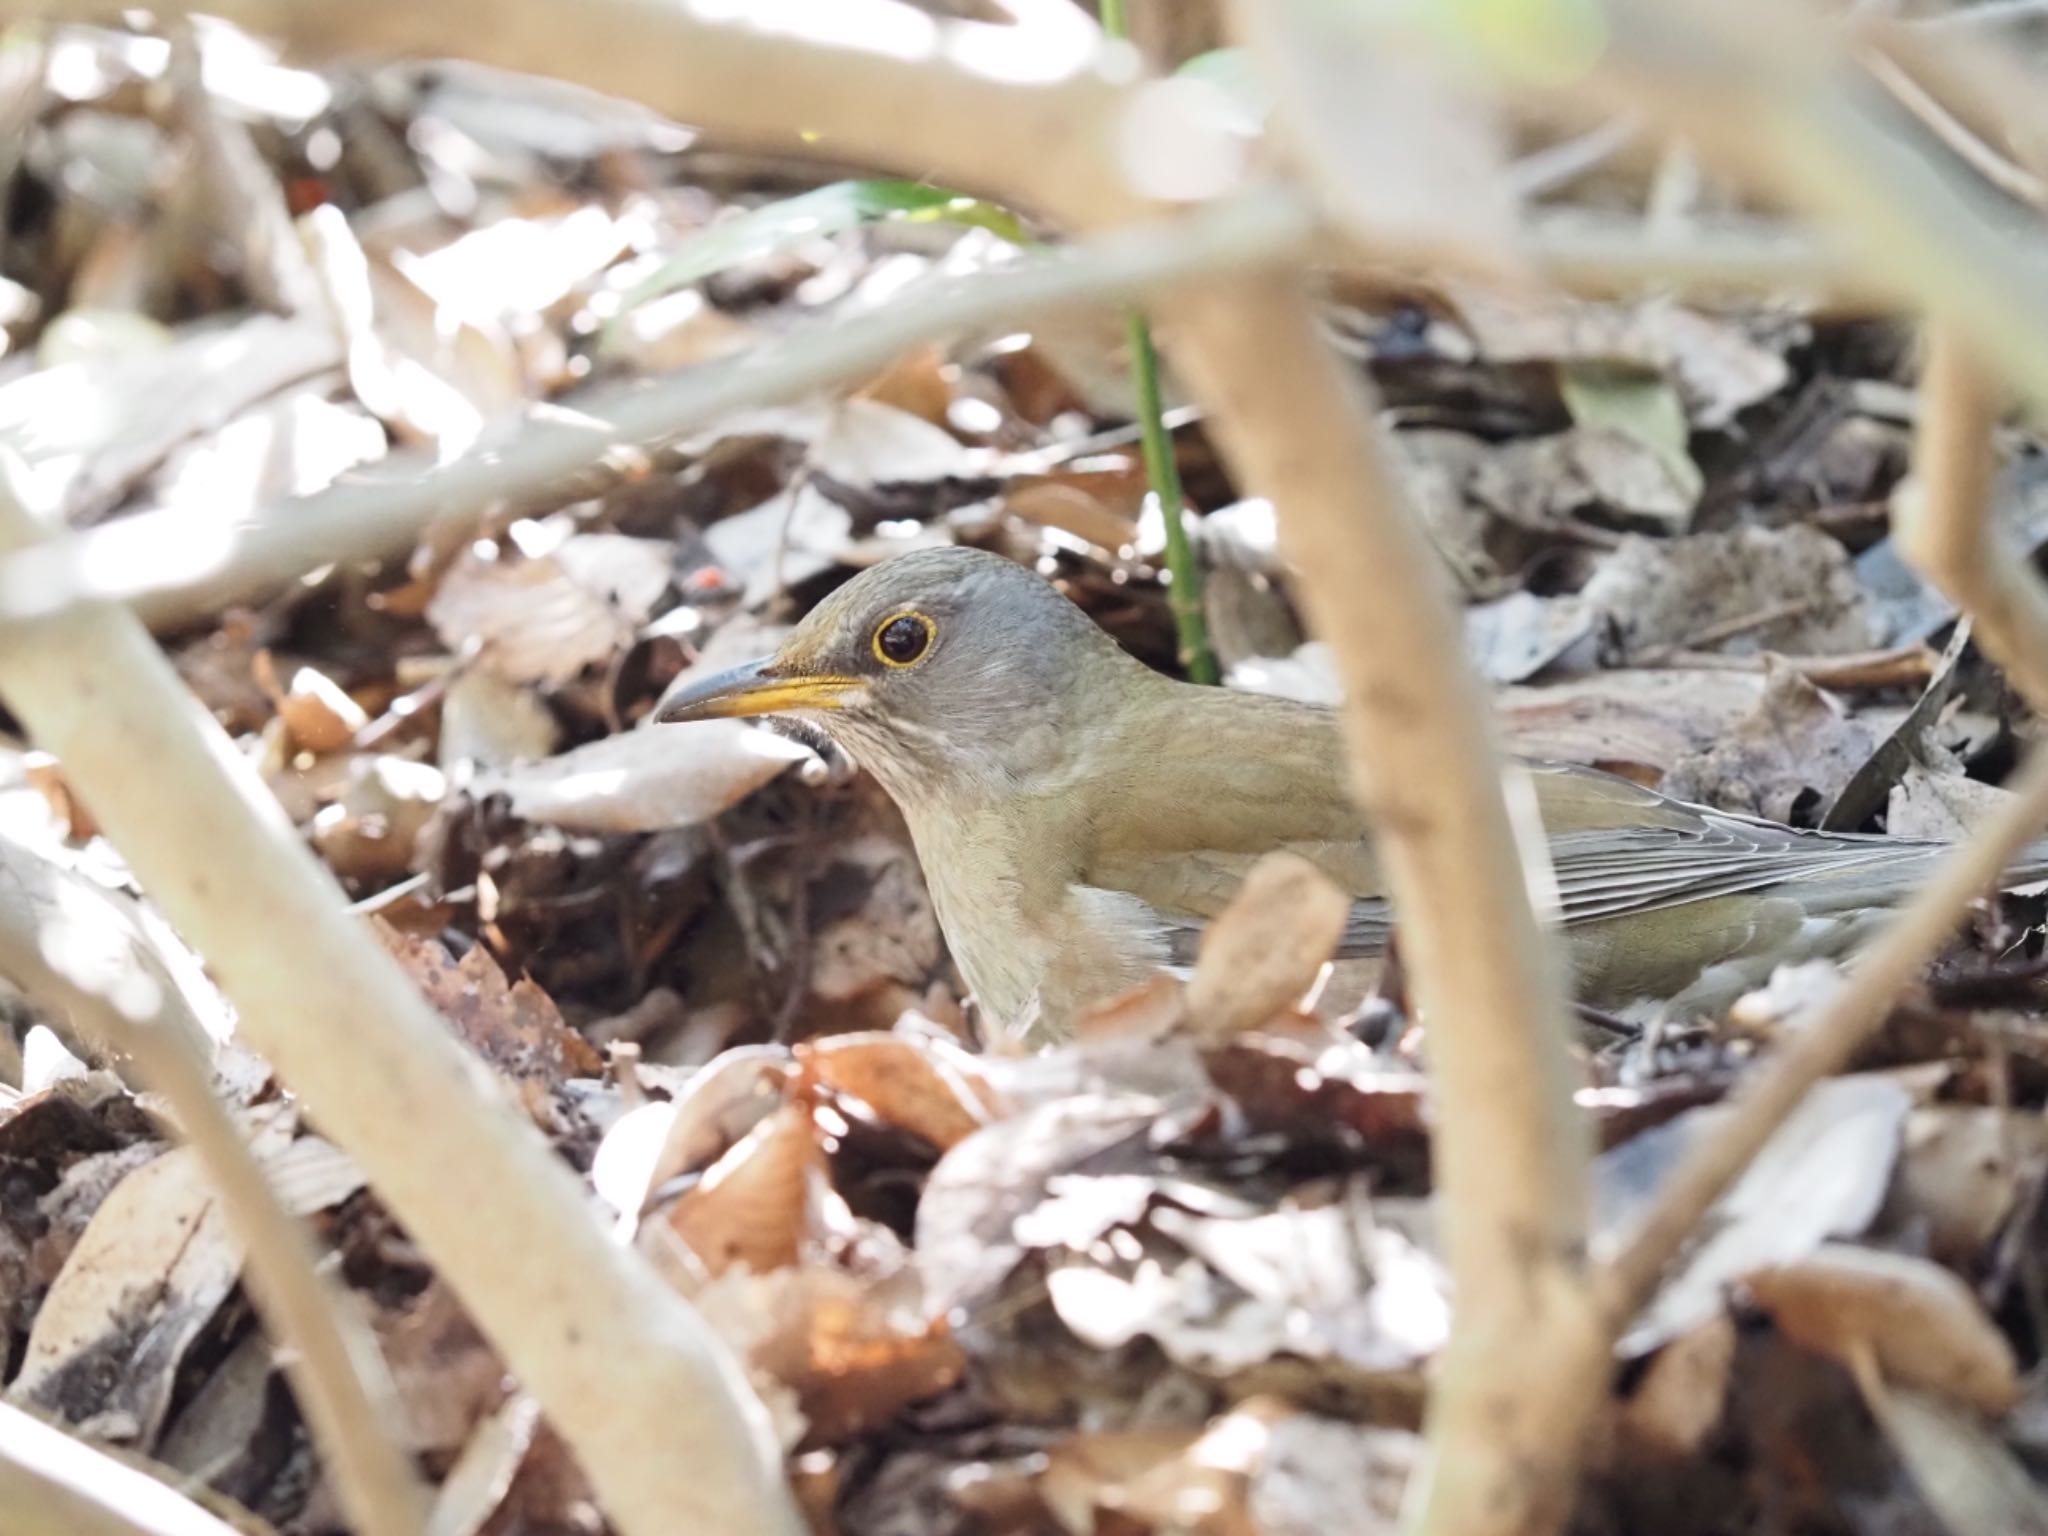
<box><xmin>609</xmin><ymin>179</ymin><xmax>1029</xmax><ymax>334</ymax></box>
<box><xmin>1558</xmin><ymin>362</ymin><xmax>1704</xmax><ymax>513</ymax></box>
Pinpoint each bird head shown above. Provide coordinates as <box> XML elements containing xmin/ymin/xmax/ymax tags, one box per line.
<box><xmin>651</xmin><ymin>546</ymin><xmax>1136</xmax><ymax>799</ymax></box>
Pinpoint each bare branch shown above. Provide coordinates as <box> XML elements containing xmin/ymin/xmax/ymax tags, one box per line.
<box><xmin>1161</xmin><ymin>264</ymin><xmax>1602</xmax><ymax>1536</ymax></box>
<box><xmin>0</xmin><ymin>466</ymin><xmax>804</xmax><ymax>1536</ymax></box>
<box><xmin>1586</xmin><ymin>0</ymin><xmax>2048</xmax><ymax>419</ymax></box>
<box><xmin>0</xmin><ymin>842</ymin><xmax>428</xmax><ymax>1536</ymax></box>
<box><xmin>0</xmin><ymin>188</ymin><xmax>1313</xmax><ymax>628</ymax></box>
<box><xmin>1893</xmin><ymin>329</ymin><xmax>2048</xmax><ymax>709</ymax></box>
<box><xmin>0</xmin><ymin>0</ymin><xmax>1137</xmax><ymax>223</ymax></box>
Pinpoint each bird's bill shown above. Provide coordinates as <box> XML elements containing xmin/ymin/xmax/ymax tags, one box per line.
<box><xmin>651</xmin><ymin>656</ymin><xmax>861</xmax><ymax>724</ymax></box>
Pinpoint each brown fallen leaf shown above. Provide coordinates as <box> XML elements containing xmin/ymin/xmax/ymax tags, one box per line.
<box><xmin>666</xmin><ymin>1102</ymin><xmax>824</xmax><ymax>1278</ymax></box>
<box><xmin>1886</xmin><ymin>1106</ymin><xmax>2048</xmax><ymax>1270</ymax></box>
<box><xmin>1886</xmin><ymin>765</ymin><xmax>2015</xmax><ymax>841</ymax></box>
<box><xmin>372</xmin><ymin>921</ymin><xmax>601</xmax><ymax>1129</ymax></box>
<box><xmin>1496</xmin><ymin>668</ymin><xmax>1769</xmax><ymax>783</ymax></box>
<box><xmin>1744</xmin><ymin>1243</ymin><xmax>2019</xmax><ymax>1417</ymax></box>
<box><xmin>426</xmin><ymin>532</ymin><xmax>673</xmax><ymax>686</ymax></box>
<box><xmin>1660</xmin><ymin>661</ymin><xmax>1875</xmax><ymax>822</ymax></box>
<box><xmin>794</xmin><ymin>1031</ymin><xmax>996</xmax><ymax>1152</ymax></box>
<box><xmin>1041</xmin><ymin>1403</ymin><xmax>1416</xmax><ymax>1536</ymax></box>
<box><xmin>308</xmin><ymin>755</ymin><xmax>448</xmax><ymax>882</ymax></box>
<box><xmin>852</xmin><ymin>343</ymin><xmax>957</xmax><ymax>427</ymax></box>
<box><xmin>742</xmin><ymin>1264</ymin><xmax>966</xmax><ymax>1446</ymax></box>
<box><xmin>374</xmin><ymin>1281</ymin><xmax>511</xmax><ymax>1459</ymax></box>
<box><xmin>1185</xmin><ymin>851</ymin><xmax>1351</xmax><ymax>1040</ymax></box>
<box><xmin>256</xmin><ymin>655</ymin><xmax>369</xmax><ymax>757</ymax></box>
<box><xmin>1620</xmin><ymin>1313</ymin><xmax>1737</xmax><ymax>1458</ymax></box>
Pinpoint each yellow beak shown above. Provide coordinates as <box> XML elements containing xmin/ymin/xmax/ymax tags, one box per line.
<box><xmin>651</xmin><ymin>657</ymin><xmax>862</xmax><ymax>724</ymax></box>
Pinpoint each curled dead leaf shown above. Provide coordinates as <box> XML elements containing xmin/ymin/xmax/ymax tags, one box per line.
<box><xmin>795</xmin><ymin>1031</ymin><xmax>997</xmax><ymax>1152</ymax></box>
<box><xmin>667</xmin><ymin>1102</ymin><xmax>823</xmax><ymax>1277</ymax></box>
<box><xmin>309</xmin><ymin>755</ymin><xmax>447</xmax><ymax>881</ymax></box>
<box><xmin>1186</xmin><ymin>852</ymin><xmax>1350</xmax><ymax>1040</ymax></box>
<box><xmin>12</xmin><ymin>1146</ymin><xmax>242</xmax><ymax>1444</ymax></box>
<box><xmin>1744</xmin><ymin>1243</ymin><xmax>2018</xmax><ymax>1416</ymax></box>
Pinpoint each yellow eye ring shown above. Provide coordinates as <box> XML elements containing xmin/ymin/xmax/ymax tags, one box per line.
<box><xmin>872</xmin><ymin>611</ymin><xmax>936</xmax><ymax>668</ymax></box>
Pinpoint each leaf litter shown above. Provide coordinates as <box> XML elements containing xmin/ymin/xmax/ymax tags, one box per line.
<box><xmin>7</xmin><ymin>11</ymin><xmax>2048</xmax><ymax>1536</ymax></box>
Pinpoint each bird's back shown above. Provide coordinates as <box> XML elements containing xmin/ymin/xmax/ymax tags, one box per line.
<box><xmin>1070</xmin><ymin>679</ymin><xmax>2048</xmax><ymax>1021</ymax></box>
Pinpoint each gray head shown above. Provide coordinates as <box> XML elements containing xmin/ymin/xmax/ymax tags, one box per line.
<box><xmin>652</xmin><ymin>547</ymin><xmax>1140</xmax><ymax>800</ymax></box>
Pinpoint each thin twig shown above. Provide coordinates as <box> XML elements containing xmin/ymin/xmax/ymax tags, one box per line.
<box><xmin>1859</xmin><ymin>46</ymin><xmax>2048</xmax><ymax>208</ymax></box>
<box><xmin>0</xmin><ymin>189</ymin><xmax>1314</xmax><ymax>628</ymax></box>
<box><xmin>1597</xmin><ymin>741</ymin><xmax>2048</xmax><ymax>1321</ymax></box>
<box><xmin>0</xmin><ymin>463</ymin><xmax>803</xmax><ymax>1536</ymax></box>
<box><xmin>1894</xmin><ymin>329</ymin><xmax>2048</xmax><ymax>708</ymax></box>
<box><xmin>0</xmin><ymin>869</ymin><xmax>427</xmax><ymax>1536</ymax></box>
<box><xmin>1657</xmin><ymin>642</ymin><xmax>1939</xmax><ymax>691</ymax></box>
<box><xmin>1586</xmin><ymin>0</ymin><xmax>2048</xmax><ymax>423</ymax></box>
<box><xmin>1518</xmin><ymin>213</ymin><xmax>1895</xmax><ymax>309</ymax></box>
<box><xmin>1511</xmin><ymin>115</ymin><xmax>1644</xmax><ymax>200</ymax></box>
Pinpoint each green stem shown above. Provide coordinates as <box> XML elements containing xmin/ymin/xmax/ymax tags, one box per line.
<box><xmin>1125</xmin><ymin>311</ymin><xmax>1217</xmax><ymax>683</ymax></box>
<box><xmin>1100</xmin><ymin>0</ymin><xmax>1217</xmax><ymax>683</ymax></box>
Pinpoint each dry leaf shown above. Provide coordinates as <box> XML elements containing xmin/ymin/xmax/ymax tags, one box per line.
<box><xmin>0</xmin><ymin>311</ymin><xmax>339</xmax><ymax>517</ymax></box>
<box><xmin>438</xmin><ymin>665</ymin><xmax>562</xmax><ymax>771</ymax></box>
<box><xmin>1622</xmin><ymin>1313</ymin><xmax>1737</xmax><ymax>1457</ymax></box>
<box><xmin>1604</xmin><ymin>1074</ymin><xmax>1910</xmax><ymax>1353</ymax></box>
<box><xmin>1463</xmin><ymin>590</ymin><xmax>1598</xmax><ymax>685</ymax></box>
<box><xmin>427</xmin><ymin>533</ymin><xmax>673</xmax><ymax>685</ymax></box>
<box><xmin>1582</xmin><ymin>527</ymin><xmax>1874</xmax><ymax>659</ymax></box>
<box><xmin>1185</xmin><ymin>852</ymin><xmax>1350</xmax><ymax>1040</ymax></box>
<box><xmin>1887</xmin><ymin>766</ymin><xmax>2015</xmax><ymax>841</ymax></box>
<box><xmin>795</xmin><ymin>1032</ymin><xmax>996</xmax><ymax>1152</ymax></box>
<box><xmin>1744</xmin><ymin>1243</ymin><xmax>2019</xmax><ymax>1416</ymax></box>
<box><xmin>742</xmin><ymin>1264</ymin><xmax>966</xmax><ymax>1444</ymax></box>
<box><xmin>11</xmin><ymin>1146</ymin><xmax>241</xmax><ymax>1444</ymax></box>
<box><xmin>373</xmin><ymin>922</ymin><xmax>600</xmax><ymax>1128</ymax></box>
<box><xmin>1660</xmin><ymin>663</ymin><xmax>1876</xmax><ymax>822</ymax></box>
<box><xmin>256</xmin><ymin>655</ymin><xmax>367</xmax><ymax>755</ymax></box>
<box><xmin>667</xmin><ymin>1102</ymin><xmax>824</xmax><ymax>1277</ymax></box>
<box><xmin>1887</xmin><ymin>1106</ymin><xmax>2048</xmax><ymax>1268</ymax></box>
<box><xmin>472</xmin><ymin>723</ymin><xmax>814</xmax><ymax>833</ymax></box>
<box><xmin>308</xmin><ymin>755</ymin><xmax>447</xmax><ymax>881</ymax></box>
<box><xmin>1497</xmin><ymin>668</ymin><xmax>1769</xmax><ymax>782</ymax></box>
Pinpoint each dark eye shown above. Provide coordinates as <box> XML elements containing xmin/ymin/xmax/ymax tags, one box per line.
<box><xmin>872</xmin><ymin>612</ymin><xmax>935</xmax><ymax>668</ymax></box>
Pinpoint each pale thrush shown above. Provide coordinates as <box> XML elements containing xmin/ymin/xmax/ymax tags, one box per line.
<box><xmin>655</xmin><ymin>546</ymin><xmax>2046</xmax><ymax>1040</ymax></box>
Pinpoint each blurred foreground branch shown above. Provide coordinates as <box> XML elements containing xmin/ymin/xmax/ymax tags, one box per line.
<box><xmin>1167</xmin><ymin>263</ymin><xmax>1601</xmax><ymax>1536</ymax></box>
<box><xmin>0</xmin><ymin>1399</ymin><xmax>251</xmax><ymax>1536</ymax></box>
<box><xmin>0</xmin><ymin>465</ymin><xmax>803</xmax><ymax>1536</ymax></box>
<box><xmin>0</xmin><ymin>846</ymin><xmax>428</xmax><ymax>1536</ymax></box>
<box><xmin>0</xmin><ymin>188</ymin><xmax>1313</xmax><ymax>626</ymax></box>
